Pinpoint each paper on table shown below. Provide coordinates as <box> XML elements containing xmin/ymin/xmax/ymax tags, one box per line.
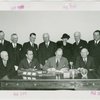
<box><xmin>23</xmin><ymin>71</ymin><xmax>27</xmax><ymax>75</ymax></box>
<box><xmin>32</xmin><ymin>72</ymin><xmax>36</xmax><ymax>76</ymax></box>
<box><xmin>27</xmin><ymin>72</ymin><xmax>32</xmax><ymax>75</ymax></box>
<box><xmin>28</xmin><ymin>77</ymin><xmax>31</xmax><ymax>80</ymax></box>
<box><xmin>23</xmin><ymin>76</ymin><xmax>27</xmax><ymax>80</ymax></box>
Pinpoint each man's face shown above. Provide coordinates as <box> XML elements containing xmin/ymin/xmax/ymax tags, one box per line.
<box><xmin>26</xmin><ymin>51</ymin><xmax>33</xmax><ymax>61</ymax></box>
<box><xmin>11</xmin><ymin>35</ymin><xmax>18</xmax><ymax>43</ymax></box>
<box><xmin>81</xmin><ymin>50</ymin><xmax>88</xmax><ymax>58</ymax></box>
<box><xmin>2</xmin><ymin>52</ymin><xmax>9</xmax><ymax>61</ymax></box>
<box><xmin>30</xmin><ymin>35</ymin><xmax>36</xmax><ymax>43</ymax></box>
<box><xmin>43</xmin><ymin>34</ymin><xmax>49</xmax><ymax>43</ymax></box>
<box><xmin>93</xmin><ymin>32</ymin><xmax>100</xmax><ymax>41</ymax></box>
<box><xmin>74</xmin><ymin>33</ymin><xmax>81</xmax><ymax>42</ymax></box>
<box><xmin>55</xmin><ymin>50</ymin><xmax>63</xmax><ymax>59</ymax></box>
<box><xmin>62</xmin><ymin>38</ymin><xmax>68</xmax><ymax>43</ymax></box>
<box><xmin>0</xmin><ymin>32</ymin><xmax>5</xmax><ymax>40</ymax></box>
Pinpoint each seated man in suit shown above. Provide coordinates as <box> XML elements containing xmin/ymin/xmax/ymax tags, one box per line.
<box><xmin>75</xmin><ymin>48</ymin><xmax>98</xmax><ymax>79</ymax></box>
<box><xmin>22</xmin><ymin>33</ymin><xmax>38</xmax><ymax>59</ymax></box>
<box><xmin>19</xmin><ymin>49</ymin><xmax>40</xmax><ymax>71</ymax></box>
<box><xmin>0</xmin><ymin>51</ymin><xmax>17</xmax><ymax>79</ymax></box>
<box><xmin>44</xmin><ymin>48</ymin><xmax>69</xmax><ymax>72</ymax></box>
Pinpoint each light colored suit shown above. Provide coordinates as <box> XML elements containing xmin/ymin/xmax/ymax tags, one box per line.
<box><xmin>44</xmin><ymin>56</ymin><xmax>69</xmax><ymax>70</ymax></box>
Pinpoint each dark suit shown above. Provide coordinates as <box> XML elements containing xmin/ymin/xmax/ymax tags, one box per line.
<box><xmin>9</xmin><ymin>43</ymin><xmax>22</xmax><ymax>66</ymax></box>
<box><xmin>0</xmin><ymin>59</ymin><xmax>17</xmax><ymax>79</ymax></box>
<box><xmin>72</xmin><ymin>39</ymin><xmax>87</xmax><ymax>63</ymax></box>
<box><xmin>88</xmin><ymin>40</ymin><xmax>100</xmax><ymax>74</ymax></box>
<box><xmin>75</xmin><ymin>55</ymin><xmax>97</xmax><ymax>79</ymax></box>
<box><xmin>44</xmin><ymin>56</ymin><xmax>69</xmax><ymax>70</ymax></box>
<box><xmin>38</xmin><ymin>41</ymin><xmax>57</xmax><ymax>65</ymax></box>
<box><xmin>0</xmin><ymin>40</ymin><xmax>11</xmax><ymax>55</ymax></box>
<box><xmin>19</xmin><ymin>58</ymin><xmax>40</xmax><ymax>70</ymax></box>
<box><xmin>22</xmin><ymin>42</ymin><xmax>38</xmax><ymax>59</ymax></box>
<box><xmin>56</xmin><ymin>41</ymin><xmax>73</xmax><ymax>62</ymax></box>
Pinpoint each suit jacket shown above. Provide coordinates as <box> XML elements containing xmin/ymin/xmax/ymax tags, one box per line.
<box><xmin>0</xmin><ymin>59</ymin><xmax>17</xmax><ymax>79</ymax></box>
<box><xmin>75</xmin><ymin>55</ymin><xmax>97</xmax><ymax>79</ymax></box>
<box><xmin>19</xmin><ymin>58</ymin><xmax>40</xmax><ymax>70</ymax></box>
<box><xmin>0</xmin><ymin>40</ymin><xmax>11</xmax><ymax>55</ymax></box>
<box><xmin>38</xmin><ymin>41</ymin><xmax>57</xmax><ymax>65</ymax></box>
<box><xmin>56</xmin><ymin>41</ymin><xmax>73</xmax><ymax>62</ymax></box>
<box><xmin>88</xmin><ymin>40</ymin><xmax>100</xmax><ymax>70</ymax></box>
<box><xmin>22</xmin><ymin>42</ymin><xmax>38</xmax><ymax>59</ymax></box>
<box><xmin>9</xmin><ymin>43</ymin><xmax>22</xmax><ymax>66</ymax></box>
<box><xmin>44</xmin><ymin>56</ymin><xmax>69</xmax><ymax>70</ymax></box>
<box><xmin>72</xmin><ymin>39</ymin><xmax>87</xmax><ymax>62</ymax></box>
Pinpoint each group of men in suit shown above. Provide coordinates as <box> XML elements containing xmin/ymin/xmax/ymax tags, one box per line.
<box><xmin>0</xmin><ymin>29</ymin><xmax>100</xmax><ymax>79</ymax></box>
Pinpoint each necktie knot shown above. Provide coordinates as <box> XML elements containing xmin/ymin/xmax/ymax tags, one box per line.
<box><xmin>32</xmin><ymin>43</ymin><xmax>34</xmax><ymax>47</ymax></box>
<box><xmin>45</xmin><ymin>43</ymin><xmax>48</xmax><ymax>48</ymax></box>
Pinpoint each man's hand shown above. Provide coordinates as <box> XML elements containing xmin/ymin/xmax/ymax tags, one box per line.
<box><xmin>14</xmin><ymin>65</ymin><xmax>18</xmax><ymax>71</ymax></box>
<box><xmin>89</xmin><ymin>69</ymin><xmax>94</xmax><ymax>71</ymax></box>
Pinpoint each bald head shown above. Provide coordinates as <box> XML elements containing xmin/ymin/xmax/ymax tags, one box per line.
<box><xmin>81</xmin><ymin>48</ymin><xmax>89</xmax><ymax>58</ymax></box>
<box><xmin>0</xmin><ymin>31</ymin><xmax>5</xmax><ymax>41</ymax></box>
<box><xmin>43</xmin><ymin>33</ymin><xmax>50</xmax><ymax>43</ymax></box>
<box><xmin>0</xmin><ymin>51</ymin><xmax>8</xmax><ymax>61</ymax></box>
<box><xmin>74</xmin><ymin>31</ymin><xmax>81</xmax><ymax>42</ymax></box>
<box><xmin>55</xmin><ymin>48</ymin><xmax>63</xmax><ymax>59</ymax></box>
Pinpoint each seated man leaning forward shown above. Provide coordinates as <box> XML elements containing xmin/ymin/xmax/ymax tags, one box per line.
<box><xmin>19</xmin><ymin>49</ymin><xmax>40</xmax><ymax>71</ymax></box>
<box><xmin>44</xmin><ymin>48</ymin><xmax>69</xmax><ymax>72</ymax></box>
<box><xmin>75</xmin><ymin>48</ymin><xmax>98</xmax><ymax>79</ymax></box>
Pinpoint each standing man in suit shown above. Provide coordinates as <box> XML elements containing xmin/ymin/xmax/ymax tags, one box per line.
<box><xmin>0</xmin><ymin>30</ymin><xmax>11</xmax><ymax>56</ymax></box>
<box><xmin>75</xmin><ymin>48</ymin><xmax>97</xmax><ymax>79</ymax></box>
<box><xmin>44</xmin><ymin>48</ymin><xmax>69</xmax><ymax>71</ymax></box>
<box><xmin>22</xmin><ymin>33</ymin><xmax>38</xmax><ymax>59</ymax></box>
<box><xmin>9</xmin><ymin>33</ymin><xmax>22</xmax><ymax>66</ymax></box>
<box><xmin>38</xmin><ymin>33</ymin><xmax>57</xmax><ymax>66</ymax></box>
<box><xmin>73</xmin><ymin>31</ymin><xmax>87</xmax><ymax>63</ymax></box>
<box><xmin>88</xmin><ymin>30</ymin><xmax>100</xmax><ymax>76</ymax></box>
<box><xmin>56</xmin><ymin>33</ymin><xmax>73</xmax><ymax>63</ymax></box>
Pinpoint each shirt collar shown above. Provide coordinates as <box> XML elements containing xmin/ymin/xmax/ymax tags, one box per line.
<box><xmin>0</xmin><ymin>40</ymin><xmax>4</xmax><ymax>44</ymax></box>
<box><xmin>27</xmin><ymin>59</ymin><xmax>32</xmax><ymax>64</ymax></box>
<box><xmin>30</xmin><ymin>41</ymin><xmax>34</xmax><ymax>46</ymax></box>
<box><xmin>83</xmin><ymin>57</ymin><xmax>87</xmax><ymax>61</ymax></box>
<box><xmin>76</xmin><ymin>40</ymin><xmax>80</xmax><ymax>45</ymax></box>
<box><xmin>55</xmin><ymin>57</ymin><xmax>61</xmax><ymax>63</ymax></box>
<box><xmin>45</xmin><ymin>41</ymin><xmax>50</xmax><ymax>45</ymax></box>
<box><xmin>95</xmin><ymin>40</ymin><xmax>100</xmax><ymax>44</ymax></box>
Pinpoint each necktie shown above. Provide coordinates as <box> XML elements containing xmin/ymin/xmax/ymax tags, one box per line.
<box><xmin>32</xmin><ymin>43</ymin><xmax>34</xmax><ymax>47</ymax></box>
<box><xmin>29</xmin><ymin>61</ymin><xmax>32</xmax><ymax>67</ymax></box>
<box><xmin>83</xmin><ymin>58</ymin><xmax>87</xmax><ymax>64</ymax></box>
<box><xmin>14</xmin><ymin>43</ymin><xmax>16</xmax><ymax>48</ymax></box>
<box><xmin>76</xmin><ymin>42</ymin><xmax>79</xmax><ymax>45</ymax></box>
<box><xmin>95</xmin><ymin>41</ymin><xmax>98</xmax><ymax>46</ymax></box>
<box><xmin>45</xmin><ymin>43</ymin><xmax>48</xmax><ymax>48</ymax></box>
<box><xmin>56</xmin><ymin>60</ymin><xmax>59</xmax><ymax>67</ymax></box>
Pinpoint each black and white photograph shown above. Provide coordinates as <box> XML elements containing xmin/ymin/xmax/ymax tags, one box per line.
<box><xmin>0</xmin><ymin>11</ymin><xmax>100</xmax><ymax>91</ymax></box>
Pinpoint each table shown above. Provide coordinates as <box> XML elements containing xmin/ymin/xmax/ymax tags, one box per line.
<box><xmin>0</xmin><ymin>79</ymin><xmax>100</xmax><ymax>90</ymax></box>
